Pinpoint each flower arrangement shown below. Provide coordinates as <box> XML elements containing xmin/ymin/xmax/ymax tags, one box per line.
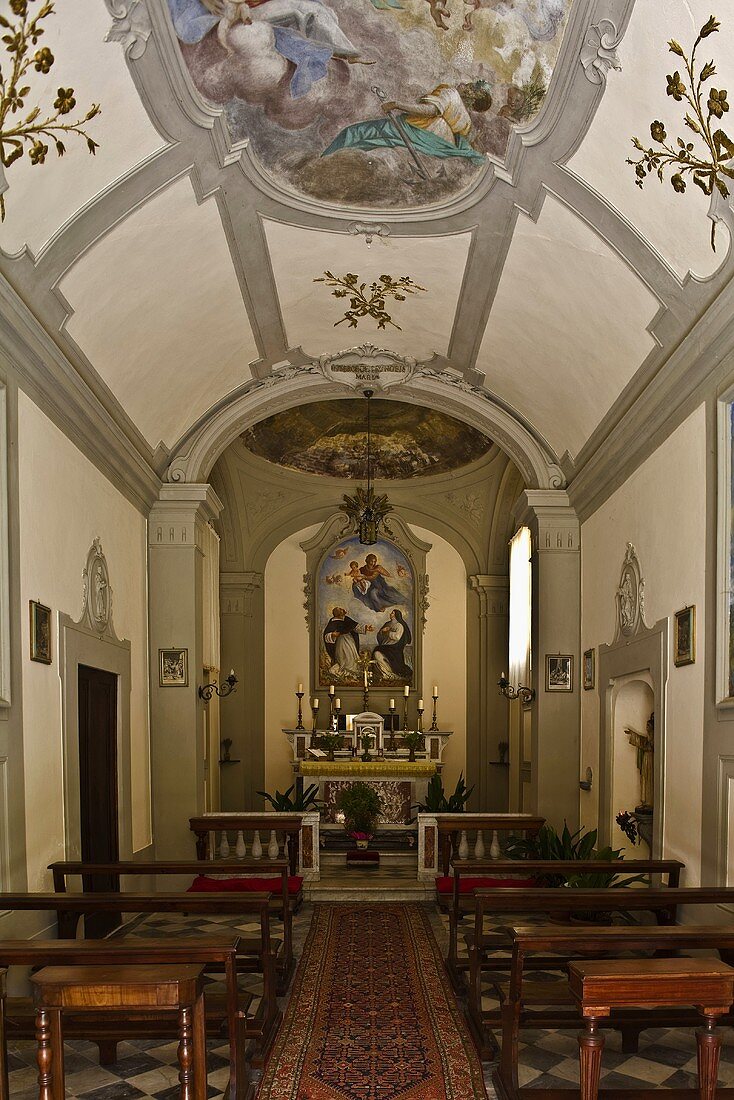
<box><xmin>615</xmin><ymin>810</ymin><xmax>640</xmax><ymax>846</ymax></box>
<box><xmin>349</xmin><ymin>831</ymin><xmax>373</xmax><ymax>843</ymax></box>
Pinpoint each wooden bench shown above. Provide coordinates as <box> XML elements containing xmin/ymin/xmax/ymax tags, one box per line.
<box><xmin>0</xmin><ymin>892</ymin><xmax>280</xmax><ymax>1088</ymax></box>
<box><xmin>469</xmin><ymin>887</ymin><xmax>734</xmax><ymax>1061</ymax></box>
<box><xmin>49</xmin><ymin>859</ymin><xmax>296</xmax><ymax>993</ymax></box>
<box><xmin>445</xmin><ymin>858</ymin><xmax>684</xmax><ymax>990</ymax></box>
<box><xmin>569</xmin><ymin>958</ymin><xmax>734</xmax><ymax>1100</ymax></box>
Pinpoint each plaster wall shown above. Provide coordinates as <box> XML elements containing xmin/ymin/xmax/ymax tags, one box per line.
<box><xmin>580</xmin><ymin>404</ymin><xmax>706</xmax><ymax>879</ymax></box>
<box><xmin>17</xmin><ymin>392</ymin><xmax>151</xmax><ymax>888</ymax></box>
<box><xmin>263</xmin><ymin>523</ymin><xmax>467</xmax><ymax>798</ymax></box>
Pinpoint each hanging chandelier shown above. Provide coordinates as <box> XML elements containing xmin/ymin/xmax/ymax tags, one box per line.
<box><xmin>339</xmin><ymin>389</ymin><xmax>394</xmax><ymax>545</ymax></box>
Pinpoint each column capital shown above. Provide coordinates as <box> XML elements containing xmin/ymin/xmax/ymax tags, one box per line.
<box><xmin>469</xmin><ymin>574</ymin><xmax>509</xmax><ymax>616</ymax></box>
<box><xmin>220</xmin><ymin>572</ymin><xmax>264</xmax><ymax>616</ymax></box>
<box><xmin>513</xmin><ymin>489</ymin><xmax>580</xmax><ymax>553</ymax></box>
<box><xmin>148</xmin><ymin>484</ymin><xmax>223</xmax><ymax>550</ymax></box>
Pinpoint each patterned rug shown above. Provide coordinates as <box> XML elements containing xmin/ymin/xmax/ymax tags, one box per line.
<box><xmin>257</xmin><ymin>902</ymin><xmax>487</xmax><ymax>1100</ymax></box>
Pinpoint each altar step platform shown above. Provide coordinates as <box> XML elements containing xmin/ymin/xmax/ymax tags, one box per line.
<box><xmin>306</xmin><ymin>850</ymin><xmax>433</xmax><ymax>902</ymax></box>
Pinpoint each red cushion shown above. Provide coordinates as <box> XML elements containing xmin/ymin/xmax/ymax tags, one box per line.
<box><xmin>188</xmin><ymin>874</ymin><xmax>303</xmax><ymax>895</ymax></box>
<box><xmin>435</xmin><ymin>875</ymin><xmax>537</xmax><ymax>894</ymax></box>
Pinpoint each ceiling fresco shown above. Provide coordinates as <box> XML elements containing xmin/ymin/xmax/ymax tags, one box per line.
<box><xmin>167</xmin><ymin>0</ymin><xmax>572</xmax><ymax>208</ymax></box>
<box><xmin>239</xmin><ymin>399</ymin><xmax>493</xmax><ymax>478</ymax></box>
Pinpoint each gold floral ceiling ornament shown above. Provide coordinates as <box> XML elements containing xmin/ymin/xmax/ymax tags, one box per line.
<box><xmin>314</xmin><ymin>271</ymin><xmax>426</xmax><ymax>330</ymax></box>
<box><xmin>627</xmin><ymin>15</ymin><xmax>733</xmax><ymax>250</ymax></box>
<box><xmin>0</xmin><ymin>0</ymin><xmax>101</xmax><ymax>220</ymax></box>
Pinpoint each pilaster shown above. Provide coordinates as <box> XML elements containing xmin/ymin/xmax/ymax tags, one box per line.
<box><xmin>514</xmin><ymin>490</ymin><xmax>581</xmax><ymax>829</ymax></box>
<box><xmin>148</xmin><ymin>484</ymin><xmax>223</xmax><ymax>857</ymax></box>
<box><xmin>220</xmin><ymin>572</ymin><xmax>264</xmax><ymax>809</ymax></box>
<box><xmin>468</xmin><ymin>575</ymin><xmax>509</xmax><ymax>810</ymax></box>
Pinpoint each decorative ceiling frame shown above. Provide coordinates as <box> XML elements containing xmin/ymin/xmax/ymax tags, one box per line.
<box><xmin>0</xmin><ymin>0</ymin><xmax>731</xmax><ymax>518</ymax></box>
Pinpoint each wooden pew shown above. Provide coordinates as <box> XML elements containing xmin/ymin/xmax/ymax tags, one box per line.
<box><xmin>49</xmin><ymin>858</ymin><xmax>296</xmax><ymax>993</ymax></box>
<box><xmin>436</xmin><ymin>814</ymin><xmax>546</xmax><ymax>880</ymax></box>
<box><xmin>445</xmin><ymin>858</ymin><xmax>684</xmax><ymax>990</ymax></box>
<box><xmin>0</xmin><ymin>936</ymin><xmax>255</xmax><ymax>1100</ymax></box>
<box><xmin>491</xmin><ymin>924</ymin><xmax>734</xmax><ymax>1099</ymax></box>
<box><xmin>0</xmin><ymin>892</ymin><xmax>280</xmax><ymax>1077</ymax></box>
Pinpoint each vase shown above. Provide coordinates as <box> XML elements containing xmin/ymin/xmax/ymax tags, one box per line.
<box><xmin>408</xmin><ymin>747</ymin><xmax>416</xmax><ymax>762</ymax></box>
<box><xmin>356</xmin><ymin>839</ymin><xmax>368</xmax><ymax>850</ymax></box>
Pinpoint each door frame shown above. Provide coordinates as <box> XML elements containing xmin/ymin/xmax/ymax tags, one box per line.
<box><xmin>59</xmin><ymin>614</ymin><xmax>132</xmax><ymax>860</ymax></box>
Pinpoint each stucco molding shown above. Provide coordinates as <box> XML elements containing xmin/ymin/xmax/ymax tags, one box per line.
<box><xmin>80</xmin><ymin>538</ymin><xmax>116</xmax><ymax>640</ymax></box>
<box><xmin>469</xmin><ymin>575</ymin><xmax>509</xmax><ymax>617</ymax></box>
<box><xmin>104</xmin><ymin>0</ymin><xmax>153</xmax><ymax>60</ymax></box>
<box><xmin>514</xmin><ymin>489</ymin><xmax>580</xmax><ymax>553</ymax></box>
<box><xmin>613</xmin><ymin>543</ymin><xmax>648</xmax><ymax>644</ymax></box>
<box><xmin>315</xmin><ymin>345</ymin><xmax>417</xmax><ymax>392</ymax></box>
<box><xmin>580</xmin><ymin>18</ymin><xmax>623</xmax><ymax>86</ymax></box>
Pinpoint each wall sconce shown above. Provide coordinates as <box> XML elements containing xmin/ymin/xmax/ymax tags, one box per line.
<box><xmin>497</xmin><ymin>672</ymin><xmax>535</xmax><ymax>704</ymax></box>
<box><xmin>579</xmin><ymin>766</ymin><xmax>593</xmax><ymax>792</ymax></box>
<box><xmin>199</xmin><ymin>669</ymin><xmax>238</xmax><ymax>703</ymax></box>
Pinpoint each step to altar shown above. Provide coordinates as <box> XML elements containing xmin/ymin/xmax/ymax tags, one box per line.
<box><xmin>307</xmin><ymin>849</ymin><xmax>432</xmax><ymax>901</ymax></box>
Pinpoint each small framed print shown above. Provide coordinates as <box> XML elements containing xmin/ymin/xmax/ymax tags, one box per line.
<box><xmin>583</xmin><ymin>648</ymin><xmax>595</xmax><ymax>691</ymax></box>
<box><xmin>159</xmin><ymin>647</ymin><xmax>188</xmax><ymax>687</ymax></box>
<box><xmin>29</xmin><ymin>600</ymin><xmax>52</xmax><ymax>664</ymax></box>
<box><xmin>546</xmin><ymin>654</ymin><xmax>573</xmax><ymax>692</ymax></box>
<box><xmin>674</xmin><ymin>606</ymin><xmax>695</xmax><ymax>667</ymax></box>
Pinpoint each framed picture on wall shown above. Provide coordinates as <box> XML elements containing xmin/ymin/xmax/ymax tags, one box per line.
<box><xmin>545</xmin><ymin>654</ymin><xmax>573</xmax><ymax>692</ymax></box>
<box><xmin>29</xmin><ymin>600</ymin><xmax>52</xmax><ymax>664</ymax></box>
<box><xmin>159</xmin><ymin>647</ymin><xmax>188</xmax><ymax>687</ymax></box>
<box><xmin>583</xmin><ymin>648</ymin><xmax>595</xmax><ymax>690</ymax></box>
<box><xmin>674</xmin><ymin>606</ymin><xmax>695</xmax><ymax>667</ymax></box>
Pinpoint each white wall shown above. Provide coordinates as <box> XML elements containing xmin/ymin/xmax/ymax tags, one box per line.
<box><xmin>18</xmin><ymin>393</ymin><xmax>151</xmax><ymax>887</ymax></box>
<box><xmin>264</xmin><ymin>523</ymin><xmax>467</xmax><ymax>796</ymax></box>
<box><xmin>580</xmin><ymin>404</ymin><xmax>706</xmax><ymax>879</ymax></box>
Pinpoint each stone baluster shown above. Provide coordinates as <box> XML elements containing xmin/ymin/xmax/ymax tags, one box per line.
<box><xmin>490</xmin><ymin>829</ymin><xmax>501</xmax><ymax>859</ymax></box>
<box><xmin>235</xmin><ymin>830</ymin><xmax>246</xmax><ymax>859</ymax></box>
<box><xmin>474</xmin><ymin>830</ymin><xmax>485</xmax><ymax>859</ymax></box>
<box><xmin>219</xmin><ymin>831</ymin><xmax>230</xmax><ymax>859</ymax></box>
<box><xmin>458</xmin><ymin>830</ymin><xmax>469</xmax><ymax>860</ymax></box>
<box><xmin>268</xmin><ymin>830</ymin><xmax>279</xmax><ymax>859</ymax></box>
<box><xmin>208</xmin><ymin>832</ymin><xmax>216</xmax><ymax>861</ymax></box>
<box><xmin>252</xmin><ymin>830</ymin><xmax>263</xmax><ymax>859</ymax></box>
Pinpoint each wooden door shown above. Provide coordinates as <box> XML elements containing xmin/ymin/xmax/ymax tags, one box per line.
<box><xmin>78</xmin><ymin>664</ymin><xmax>119</xmax><ymax>937</ymax></box>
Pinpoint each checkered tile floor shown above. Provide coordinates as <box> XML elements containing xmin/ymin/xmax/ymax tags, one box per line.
<box><xmin>9</xmin><ymin>903</ymin><xmax>734</xmax><ymax>1097</ymax></box>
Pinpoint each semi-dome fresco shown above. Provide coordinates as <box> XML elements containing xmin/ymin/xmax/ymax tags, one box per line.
<box><xmin>239</xmin><ymin>398</ymin><xmax>493</xmax><ymax>478</ymax></box>
<box><xmin>168</xmin><ymin>0</ymin><xmax>572</xmax><ymax>209</ymax></box>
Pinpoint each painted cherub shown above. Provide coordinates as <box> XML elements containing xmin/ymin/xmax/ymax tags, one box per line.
<box><xmin>346</xmin><ymin>561</ymin><xmax>371</xmax><ymax>595</ymax></box>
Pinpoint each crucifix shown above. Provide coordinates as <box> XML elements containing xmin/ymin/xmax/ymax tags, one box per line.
<box><xmin>359</xmin><ymin>649</ymin><xmax>377</xmax><ymax>711</ymax></box>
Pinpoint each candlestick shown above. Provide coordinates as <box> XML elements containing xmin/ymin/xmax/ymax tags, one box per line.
<box><xmin>417</xmin><ymin>705</ymin><xmax>424</xmax><ymax>735</ymax></box>
<box><xmin>311</xmin><ymin>699</ymin><xmax>318</xmax><ymax>735</ymax></box>
<box><xmin>403</xmin><ymin>692</ymin><xmax>409</xmax><ymax>732</ymax></box>
<box><xmin>388</xmin><ymin>703</ymin><xmax>397</xmax><ymax>752</ymax></box>
<box><xmin>295</xmin><ymin>690</ymin><xmax>305</xmax><ymax>731</ymax></box>
<box><xmin>429</xmin><ymin>694</ymin><xmax>439</xmax><ymax>732</ymax></box>
<box><xmin>332</xmin><ymin>699</ymin><xmax>341</xmax><ymax>733</ymax></box>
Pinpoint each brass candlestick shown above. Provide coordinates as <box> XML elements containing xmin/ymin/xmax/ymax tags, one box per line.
<box><xmin>363</xmin><ymin>678</ymin><xmax>370</xmax><ymax>713</ymax></box>
<box><xmin>311</xmin><ymin>703</ymin><xmax>318</xmax><ymax>736</ymax></box>
<box><xmin>388</xmin><ymin>706</ymin><xmax>397</xmax><ymax>752</ymax></box>
<box><xmin>332</xmin><ymin>703</ymin><xmax>341</xmax><ymax>733</ymax></box>
<box><xmin>295</xmin><ymin>691</ymin><xmax>305</xmax><ymax>731</ymax></box>
<box><xmin>417</xmin><ymin>706</ymin><xmax>424</xmax><ymax>735</ymax></box>
<box><xmin>429</xmin><ymin>695</ymin><xmax>439</xmax><ymax>732</ymax></box>
<box><xmin>403</xmin><ymin>693</ymin><xmax>409</xmax><ymax>732</ymax></box>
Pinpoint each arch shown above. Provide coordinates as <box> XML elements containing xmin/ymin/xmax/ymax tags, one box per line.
<box><xmin>166</xmin><ymin>368</ymin><xmax>565</xmax><ymax>493</ymax></box>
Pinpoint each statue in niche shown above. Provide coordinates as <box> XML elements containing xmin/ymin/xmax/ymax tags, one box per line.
<box><xmin>625</xmin><ymin>712</ymin><xmax>654</xmax><ymax>810</ymax></box>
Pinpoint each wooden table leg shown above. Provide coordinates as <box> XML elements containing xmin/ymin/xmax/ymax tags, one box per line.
<box><xmin>697</xmin><ymin>1011</ymin><xmax>723</xmax><ymax>1100</ymax></box>
<box><xmin>192</xmin><ymin>991</ymin><xmax>207</xmax><ymax>1100</ymax></box>
<box><xmin>50</xmin><ymin>1009</ymin><xmax>64</xmax><ymax>1100</ymax></box>
<box><xmin>36</xmin><ymin>1008</ymin><xmax>54</xmax><ymax>1100</ymax></box>
<box><xmin>178</xmin><ymin>1005</ymin><xmax>195</xmax><ymax>1100</ymax></box>
<box><xmin>578</xmin><ymin>1015</ymin><xmax>605</xmax><ymax>1100</ymax></box>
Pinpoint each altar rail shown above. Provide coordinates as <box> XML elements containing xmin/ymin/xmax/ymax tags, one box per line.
<box><xmin>189</xmin><ymin>812</ymin><xmax>321</xmax><ymax>881</ymax></box>
<box><xmin>417</xmin><ymin>813</ymin><xmax>545</xmax><ymax>881</ymax></box>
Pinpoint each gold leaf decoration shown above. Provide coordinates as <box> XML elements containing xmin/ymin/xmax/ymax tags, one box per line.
<box><xmin>627</xmin><ymin>15</ymin><xmax>733</xmax><ymax>250</ymax></box>
<box><xmin>314</xmin><ymin>271</ymin><xmax>427</xmax><ymax>330</ymax></box>
<box><xmin>0</xmin><ymin>0</ymin><xmax>101</xmax><ymax>221</ymax></box>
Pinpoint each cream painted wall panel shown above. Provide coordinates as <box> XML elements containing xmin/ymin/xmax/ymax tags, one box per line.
<box><xmin>61</xmin><ymin>176</ymin><xmax>259</xmax><ymax>449</ymax></box>
<box><xmin>477</xmin><ymin>195</ymin><xmax>658</xmax><ymax>459</ymax></box>
<box><xmin>263</xmin><ymin>219</ymin><xmax>471</xmax><ymax>361</ymax></box>
<box><xmin>568</xmin><ymin>0</ymin><xmax>732</xmax><ymax>280</ymax></box>
<box><xmin>0</xmin><ymin>0</ymin><xmax>163</xmax><ymax>256</ymax></box>
<box><xmin>580</xmin><ymin>404</ymin><xmax>706</xmax><ymax>879</ymax></box>
<box><xmin>264</xmin><ymin>523</ymin><xmax>467</xmax><ymax>795</ymax></box>
<box><xmin>18</xmin><ymin>392</ymin><xmax>151</xmax><ymax>888</ymax></box>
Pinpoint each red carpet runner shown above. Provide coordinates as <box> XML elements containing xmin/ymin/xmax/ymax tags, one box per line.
<box><xmin>257</xmin><ymin>903</ymin><xmax>487</xmax><ymax>1100</ymax></box>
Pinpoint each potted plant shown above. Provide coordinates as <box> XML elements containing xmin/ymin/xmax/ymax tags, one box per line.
<box><xmin>402</xmin><ymin>729</ymin><xmax>425</xmax><ymax>762</ymax></box>
<box><xmin>257</xmin><ymin>783</ymin><xmax>321</xmax><ymax>811</ymax></box>
<box><xmin>360</xmin><ymin>732</ymin><xmax>373</xmax><ymax>762</ymax></box>
<box><xmin>413</xmin><ymin>773</ymin><xmax>474</xmax><ymax>814</ymax></box>
<box><xmin>338</xmin><ymin>782</ymin><xmax>382</xmax><ymax>849</ymax></box>
<box><xmin>315</xmin><ymin>731</ymin><xmax>343</xmax><ymax>762</ymax></box>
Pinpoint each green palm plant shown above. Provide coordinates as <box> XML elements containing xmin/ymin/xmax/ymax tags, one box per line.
<box><xmin>257</xmin><ymin>784</ymin><xmax>321</xmax><ymax>812</ymax></box>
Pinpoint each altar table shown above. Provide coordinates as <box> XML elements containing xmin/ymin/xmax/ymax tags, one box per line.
<box><xmin>295</xmin><ymin>760</ymin><xmax>439</xmax><ymax>825</ymax></box>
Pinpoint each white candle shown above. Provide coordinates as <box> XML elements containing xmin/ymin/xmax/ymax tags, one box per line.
<box><xmin>364</xmin><ymin>670</ymin><xmax>368</xmax><ymax>688</ymax></box>
<box><xmin>313</xmin><ymin>698</ymin><xmax>319</xmax><ymax>709</ymax></box>
<box><xmin>418</xmin><ymin>698</ymin><xmax>424</xmax><ymax>710</ymax></box>
<box><xmin>404</xmin><ymin>685</ymin><xmax>410</xmax><ymax>697</ymax></box>
<box><xmin>432</xmin><ymin>685</ymin><xmax>438</xmax><ymax>698</ymax></box>
<box><xmin>329</xmin><ymin>685</ymin><xmax>335</xmax><ymax>696</ymax></box>
<box><xmin>230</xmin><ymin>669</ymin><xmax>235</xmax><ymax>678</ymax></box>
<box><xmin>389</xmin><ymin>698</ymin><xmax>395</xmax><ymax>709</ymax></box>
<box><xmin>335</xmin><ymin>697</ymin><xmax>341</xmax><ymax>710</ymax></box>
<box><xmin>298</xmin><ymin>682</ymin><xmax>303</xmax><ymax>694</ymax></box>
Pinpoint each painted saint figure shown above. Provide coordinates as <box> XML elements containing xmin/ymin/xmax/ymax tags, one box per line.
<box><xmin>373</xmin><ymin>609</ymin><xmax>412</xmax><ymax>681</ymax></box>
<box><xmin>350</xmin><ymin>553</ymin><xmax>405</xmax><ymax>613</ymax></box>
<box><xmin>323</xmin><ymin>606</ymin><xmax>372</xmax><ymax>678</ymax></box>
<box><xmin>322</xmin><ymin>81</ymin><xmax>492</xmax><ymax>165</ymax></box>
<box><xmin>626</xmin><ymin>712</ymin><xmax>654</xmax><ymax>810</ymax></box>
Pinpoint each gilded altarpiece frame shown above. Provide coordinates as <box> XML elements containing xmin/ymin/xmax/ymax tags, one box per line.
<box><xmin>301</xmin><ymin>514</ymin><xmax>430</xmax><ymax>697</ymax></box>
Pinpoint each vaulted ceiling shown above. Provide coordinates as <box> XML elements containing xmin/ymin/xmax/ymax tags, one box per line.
<box><xmin>2</xmin><ymin>0</ymin><xmax>733</xmax><ymax>512</ymax></box>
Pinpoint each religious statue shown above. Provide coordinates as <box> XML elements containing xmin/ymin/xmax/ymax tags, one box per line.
<box><xmin>625</xmin><ymin>712</ymin><xmax>654</xmax><ymax>811</ymax></box>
